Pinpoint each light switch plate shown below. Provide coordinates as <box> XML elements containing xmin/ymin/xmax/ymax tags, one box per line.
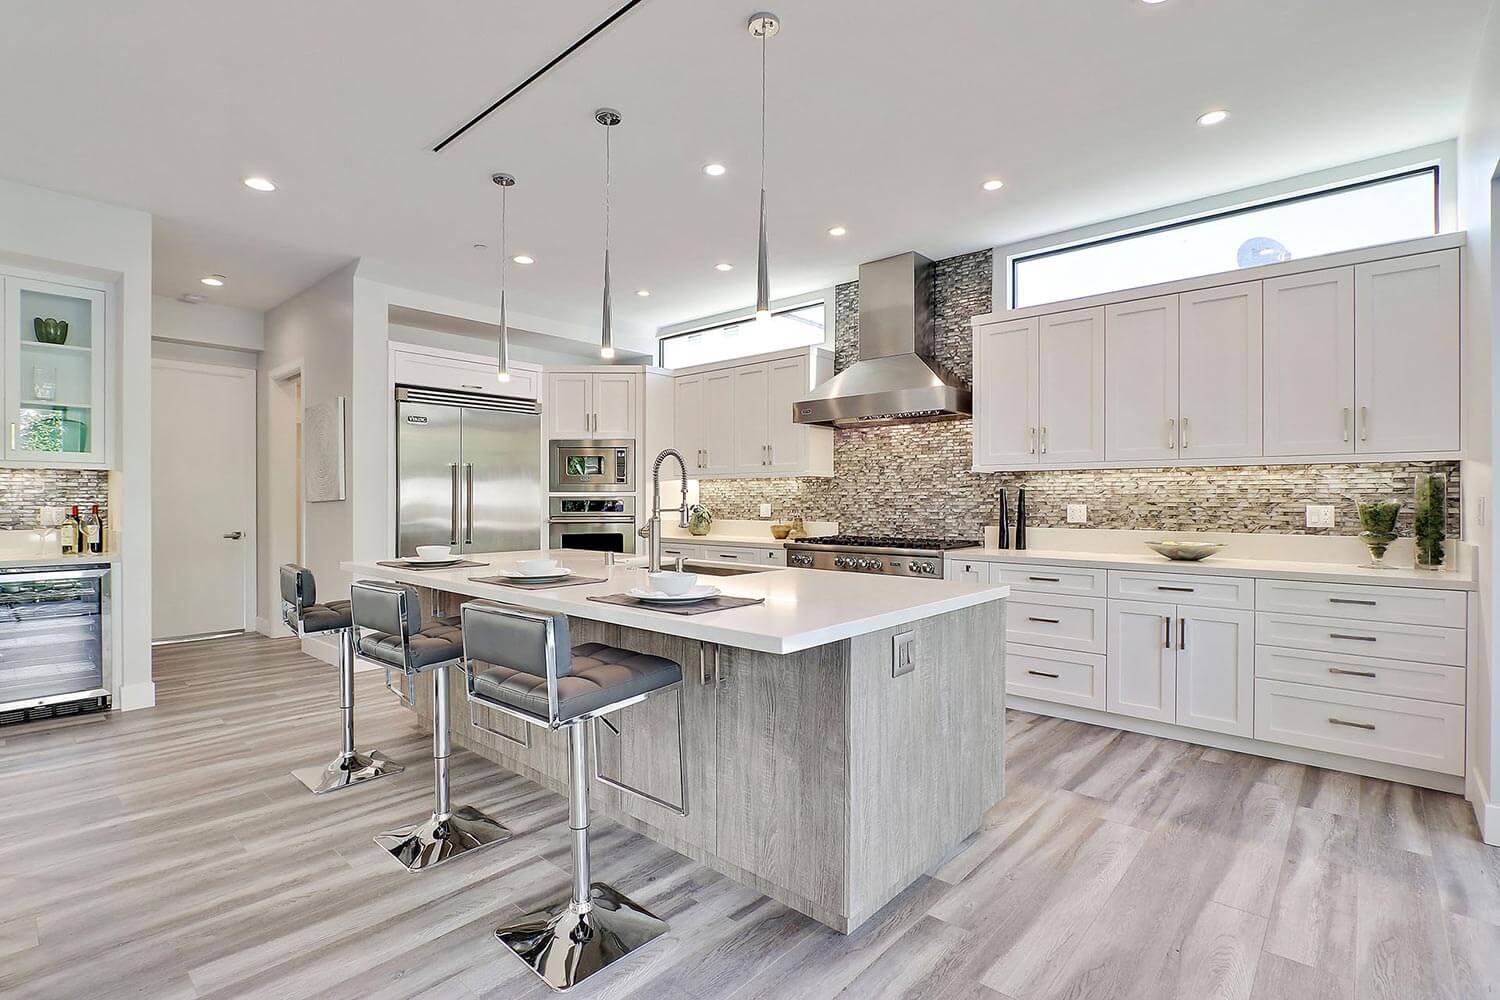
<box><xmin>1066</xmin><ymin>504</ymin><xmax>1087</xmax><ymax>524</ymax></box>
<box><xmin>892</xmin><ymin>630</ymin><xmax>916</xmax><ymax>678</ymax></box>
<box><xmin>759</xmin><ymin>503</ymin><xmax>773</xmax><ymax>518</ymax></box>
<box><xmin>1305</xmin><ymin>504</ymin><xmax>1335</xmax><ymax>529</ymax></box>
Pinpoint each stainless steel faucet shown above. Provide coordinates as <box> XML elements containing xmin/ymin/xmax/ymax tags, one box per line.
<box><xmin>647</xmin><ymin>448</ymin><xmax>691</xmax><ymax>572</ymax></box>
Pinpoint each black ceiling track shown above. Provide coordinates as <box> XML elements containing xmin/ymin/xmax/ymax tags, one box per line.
<box><xmin>432</xmin><ymin>0</ymin><xmax>649</xmax><ymax>153</ymax></box>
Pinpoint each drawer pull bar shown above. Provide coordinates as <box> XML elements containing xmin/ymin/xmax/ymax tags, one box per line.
<box><xmin>1026</xmin><ymin>669</ymin><xmax>1061</xmax><ymax>679</ymax></box>
<box><xmin>1028</xmin><ymin>616</ymin><xmax>1061</xmax><ymax>624</ymax></box>
<box><xmin>1328</xmin><ymin>717</ymin><xmax>1376</xmax><ymax>731</ymax></box>
<box><xmin>1157</xmin><ymin>585</ymin><xmax>1196</xmax><ymax>593</ymax></box>
<box><xmin>1329</xmin><ymin>667</ymin><xmax>1378</xmax><ymax>678</ymax></box>
<box><xmin>1028</xmin><ymin>576</ymin><xmax>1062</xmax><ymax>583</ymax></box>
<box><xmin>1330</xmin><ymin>633</ymin><xmax>1378</xmax><ymax>642</ymax></box>
<box><xmin>1329</xmin><ymin>598</ymin><xmax>1378</xmax><ymax>607</ymax></box>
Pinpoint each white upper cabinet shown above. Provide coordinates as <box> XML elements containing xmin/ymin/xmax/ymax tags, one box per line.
<box><xmin>1177</xmin><ymin>282</ymin><xmax>1262</xmax><ymax>460</ymax></box>
<box><xmin>1263</xmin><ymin>267</ymin><xmax>1355</xmax><ymax>457</ymax></box>
<box><xmin>545</xmin><ymin>372</ymin><xmax>594</xmax><ymax>438</ymax></box>
<box><xmin>732</xmin><ymin>363</ymin><xmax>770</xmax><ymax>470</ymax></box>
<box><xmin>1105</xmin><ymin>295</ymin><xmax>1179</xmax><ymax>462</ymax></box>
<box><xmin>1038</xmin><ymin>308</ymin><xmax>1105</xmax><ymax>463</ymax></box>
<box><xmin>392</xmin><ymin>347</ymin><xmax>539</xmax><ymax>400</ymax></box>
<box><xmin>592</xmin><ymin>371</ymin><xmax>638</xmax><ymax>438</ymax></box>
<box><xmin>545</xmin><ymin>370</ymin><xmax>639</xmax><ymax>439</ymax></box>
<box><xmin>673</xmin><ymin>373</ymin><xmax>706</xmax><ymax>476</ymax></box>
<box><xmin>973</xmin><ymin>317</ymin><xmax>1039</xmax><ymax>467</ymax></box>
<box><xmin>701</xmin><ymin>369</ymin><xmax>738</xmax><ymax>474</ymax></box>
<box><xmin>1354</xmin><ymin>249</ymin><xmax>1461</xmax><ymax>454</ymax></box>
<box><xmin>3</xmin><ymin>276</ymin><xmax>108</xmax><ymax>465</ymax></box>
<box><xmin>766</xmin><ymin>355</ymin><xmax>810</xmax><ymax>474</ymax></box>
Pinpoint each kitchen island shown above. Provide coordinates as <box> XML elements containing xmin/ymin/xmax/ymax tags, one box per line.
<box><xmin>344</xmin><ymin>550</ymin><xmax>1008</xmax><ymax>932</ymax></box>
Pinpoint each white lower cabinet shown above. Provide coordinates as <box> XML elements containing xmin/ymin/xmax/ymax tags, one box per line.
<box><xmin>1107</xmin><ymin>600</ymin><xmax>1177</xmax><ymax>723</ymax></box>
<box><xmin>1008</xmin><ymin>594</ymin><xmax>1106</xmax><ymax>653</ymax></box>
<box><xmin>1254</xmin><ymin>679</ymin><xmax>1465</xmax><ymax>776</ymax></box>
<box><xmin>1006</xmin><ymin>643</ymin><xmax>1106</xmax><ymax>710</ymax></box>
<box><xmin>1174</xmin><ymin>607</ymin><xmax>1255</xmax><ymax>737</ymax></box>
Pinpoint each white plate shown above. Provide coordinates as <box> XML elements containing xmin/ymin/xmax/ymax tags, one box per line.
<box><xmin>496</xmin><ymin>566</ymin><xmax>573</xmax><ymax>581</ymax></box>
<box><xmin>401</xmin><ymin>556</ymin><xmax>464</xmax><ymax>566</ymax></box>
<box><xmin>626</xmin><ymin>585</ymin><xmax>721</xmax><ymax>604</ymax></box>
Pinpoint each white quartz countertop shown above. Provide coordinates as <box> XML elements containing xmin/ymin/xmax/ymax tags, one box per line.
<box><xmin>344</xmin><ymin>550</ymin><xmax>1008</xmax><ymax>654</ymax></box>
<box><xmin>0</xmin><ymin>550</ymin><xmax>119</xmax><ymax>569</ymax></box>
<box><xmin>949</xmin><ymin>545</ymin><xmax>1477</xmax><ymax>591</ymax></box>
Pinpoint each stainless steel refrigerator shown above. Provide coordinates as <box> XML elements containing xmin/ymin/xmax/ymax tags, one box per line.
<box><xmin>395</xmin><ymin>385</ymin><xmax>542</xmax><ymax>557</ymax></box>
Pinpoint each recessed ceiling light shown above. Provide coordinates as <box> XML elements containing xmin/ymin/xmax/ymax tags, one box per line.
<box><xmin>1196</xmin><ymin>109</ymin><xmax>1229</xmax><ymax>127</ymax></box>
<box><xmin>715</xmin><ymin>262</ymin><xmax>735</xmax><ymax>272</ymax></box>
<box><xmin>242</xmin><ymin>176</ymin><xmax>277</xmax><ymax>192</ymax></box>
<box><xmin>636</xmin><ymin>289</ymin><xmax>651</xmax><ymax>297</ymax></box>
<box><xmin>200</xmin><ymin>274</ymin><xmax>226</xmax><ymax>286</ymax></box>
<box><xmin>1140</xmin><ymin>0</ymin><xmax>1169</xmax><ymax>4</ymax></box>
<box><xmin>828</xmin><ymin>225</ymin><xmax>847</xmax><ymax>237</ymax></box>
<box><xmin>703</xmin><ymin>163</ymin><xmax>727</xmax><ymax>177</ymax></box>
<box><xmin>512</xmin><ymin>254</ymin><xmax>535</xmax><ymax>264</ymax></box>
<box><xmin>982</xmin><ymin>179</ymin><xmax>1005</xmax><ymax>192</ymax></box>
<box><xmin>178</xmin><ymin>293</ymin><xmax>206</xmax><ymax>304</ymax></box>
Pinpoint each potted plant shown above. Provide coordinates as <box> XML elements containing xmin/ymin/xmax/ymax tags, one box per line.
<box><xmin>1413</xmin><ymin>473</ymin><xmax>1448</xmax><ymax>570</ymax></box>
<box><xmin>1357</xmin><ymin>500</ymin><xmax>1401</xmax><ymax>569</ymax></box>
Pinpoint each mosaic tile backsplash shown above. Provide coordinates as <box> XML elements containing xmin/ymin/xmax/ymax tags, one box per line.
<box><xmin>698</xmin><ymin>248</ymin><xmax>1462</xmax><ymax>538</ymax></box>
<box><xmin>0</xmin><ymin>468</ymin><xmax>110</xmax><ymax>529</ymax></box>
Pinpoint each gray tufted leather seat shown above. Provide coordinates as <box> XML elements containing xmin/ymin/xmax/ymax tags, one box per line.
<box><xmin>359</xmin><ymin>618</ymin><xmax>465</xmax><ymax>670</ymax></box>
<box><xmin>472</xmin><ymin>642</ymin><xmax>683</xmax><ymax>723</ymax></box>
<box><xmin>281</xmin><ymin>564</ymin><xmax>352</xmax><ymax>634</ymax></box>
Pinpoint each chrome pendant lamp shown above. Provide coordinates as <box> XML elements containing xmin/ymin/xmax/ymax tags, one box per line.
<box><xmin>491</xmin><ymin>172</ymin><xmax>515</xmax><ymax>381</ymax></box>
<box><xmin>596</xmin><ymin>107</ymin><xmax>621</xmax><ymax>359</ymax></box>
<box><xmin>749</xmin><ymin>11</ymin><xmax>779</xmax><ymax>320</ymax></box>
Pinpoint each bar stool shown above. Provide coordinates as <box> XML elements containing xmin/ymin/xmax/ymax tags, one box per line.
<box><xmin>281</xmin><ymin>565</ymin><xmax>403</xmax><ymax>794</ymax></box>
<box><xmin>350</xmin><ymin>580</ymin><xmax>511</xmax><ymax>872</ymax></box>
<box><xmin>460</xmin><ymin>600</ymin><xmax>684</xmax><ymax>992</ymax></box>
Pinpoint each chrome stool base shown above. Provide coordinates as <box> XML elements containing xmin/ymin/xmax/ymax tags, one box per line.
<box><xmin>496</xmin><ymin>882</ymin><xmax>669</xmax><ymax>992</ymax></box>
<box><xmin>374</xmin><ymin>805</ymin><xmax>510</xmax><ymax>873</ymax></box>
<box><xmin>292</xmin><ymin>750</ymin><xmax>404</xmax><ymax>795</ymax></box>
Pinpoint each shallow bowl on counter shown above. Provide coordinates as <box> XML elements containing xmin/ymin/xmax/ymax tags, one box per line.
<box><xmin>415</xmin><ymin>544</ymin><xmax>452</xmax><ymax>560</ymax></box>
<box><xmin>517</xmin><ymin>558</ymin><xmax>561</xmax><ymax>576</ymax></box>
<box><xmin>647</xmin><ymin>570</ymin><xmax>697</xmax><ymax>595</ymax></box>
<box><xmin>1146</xmin><ymin>540</ymin><xmax>1224</xmax><ymax>561</ymax></box>
<box><xmin>770</xmin><ymin>523</ymin><xmax>793</xmax><ymax>540</ymax></box>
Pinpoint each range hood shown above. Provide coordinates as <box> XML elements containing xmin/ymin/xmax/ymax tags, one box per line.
<box><xmin>793</xmin><ymin>251</ymin><xmax>972</xmax><ymax>427</ymax></box>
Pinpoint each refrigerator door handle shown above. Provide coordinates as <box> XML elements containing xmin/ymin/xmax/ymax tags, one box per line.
<box><xmin>449</xmin><ymin>463</ymin><xmax>460</xmax><ymax>545</ymax></box>
<box><xmin>464</xmin><ymin>463</ymin><xmax>475</xmax><ymax>544</ymax></box>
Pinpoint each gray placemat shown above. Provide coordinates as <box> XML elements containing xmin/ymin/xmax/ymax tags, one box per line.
<box><xmin>376</xmin><ymin>559</ymin><xmax>488</xmax><ymax>571</ymax></box>
<box><xmin>587</xmin><ymin>593</ymin><xmax>766</xmax><ymax>615</ymax></box>
<box><xmin>469</xmin><ymin>574</ymin><xmax>606</xmax><ymax>590</ymax></box>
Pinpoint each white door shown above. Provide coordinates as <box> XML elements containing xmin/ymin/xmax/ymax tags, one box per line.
<box><xmin>1354</xmin><ymin>249</ymin><xmax>1461</xmax><ymax>454</ymax></box>
<box><xmin>673</xmin><ymin>374</ymin><xmax>706</xmax><ymax>475</ymax></box>
<box><xmin>766</xmin><ymin>355</ymin><xmax>807</xmax><ymax>473</ymax></box>
<box><xmin>1174</xmin><ymin>606</ymin><xmax>1255</xmax><ymax>737</ymax></box>
<box><xmin>151</xmin><ymin>360</ymin><xmax>256</xmax><ymax>640</ymax></box>
<box><xmin>1105</xmin><ymin>295</ymin><xmax>1179</xmax><ymax>462</ymax></box>
<box><xmin>973</xmin><ymin>317</ymin><xmax>1039</xmax><ymax>467</ymax></box>
<box><xmin>1038</xmin><ymin>308</ymin><xmax>1105</xmax><ymax>463</ymax></box>
<box><xmin>732</xmin><ymin>363</ymin><xmax>770</xmax><ymax>473</ymax></box>
<box><xmin>701</xmin><ymin>369</ymin><xmax>738</xmax><ymax>474</ymax></box>
<box><xmin>545</xmin><ymin>372</ymin><xmax>592</xmax><ymax>438</ymax></box>
<box><xmin>1177</xmin><ymin>282</ymin><xmax>1262</xmax><ymax>460</ymax></box>
<box><xmin>1107</xmin><ymin>600</ymin><xmax>1177</xmax><ymax>723</ymax></box>
<box><xmin>592</xmin><ymin>371</ymin><xmax>638</xmax><ymax>438</ymax></box>
<box><xmin>1263</xmin><ymin>267</ymin><xmax>1355</xmax><ymax>457</ymax></box>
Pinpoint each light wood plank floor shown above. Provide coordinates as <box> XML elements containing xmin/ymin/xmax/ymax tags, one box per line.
<box><xmin>2</xmin><ymin>633</ymin><xmax>1497</xmax><ymax>999</ymax></box>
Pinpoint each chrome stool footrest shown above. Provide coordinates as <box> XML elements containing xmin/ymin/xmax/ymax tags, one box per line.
<box><xmin>373</xmin><ymin>805</ymin><xmax>511</xmax><ymax>873</ymax></box>
<box><xmin>292</xmin><ymin>749</ymin><xmax>404</xmax><ymax>795</ymax></box>
<box><xmin>496</xmin><ymin>882</ymin><xmax>669</xmax><ymax>992</ymax></box>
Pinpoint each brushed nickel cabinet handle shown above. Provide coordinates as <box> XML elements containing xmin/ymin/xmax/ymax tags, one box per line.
<box><xmin>1329</xmin><ymin>598</ymin><xmax>1377</xmax><ymax>606</ymax></box>
<box><xmin>1359</xmin><ymin>406</ymin><xmax>1368</xmax><ymax>442</ymax></box>
<box><xmin>7</xmin><ymin>424</ymin><xmax>14</xmax><ymax>450</ymax></box>
<box><xmin>1028</xmin><ymin>616</ymin><xmax>1061</xmax><ymax>624</ymax></box>
<box><xmin>1329</xmin><ymin>717</ymin><xmax>1376</xmax><ymax>731</ymax></box>
<box><xmin>1027</xmin><ymin>669</ymin><xmax>1061</xmax><ymax>679</ymax></box>
<box><xmin>1028</xmin><ymin>576</ymin><xmax>1062</xmax><ymax>582</ymax></box>
<box><xmin>1342</xmin><ymin>406</ymin><xmax>1350</xmax><ymax>442</ymax></box>
<box><xmin>1163</xmin><ymin>616</ymin><xmax>1171</xmax><ymax>648</ymax></box>
<box><xmin>1040</xmin><ymin>426</ymin><xmax>1048</xmax><ymax>454</ymax></box>
<box><xmin>1029</xmin><ymin>427</ymin><xmax>1036</xmax><ymax>455</ymax></box>
<box><xmin>1178</xmin><ymin>617</ymin><xmax>1186</xmax><ymax>651</ymax></box>
<box><xmin>1329</xmin><ymin>667</ymin><xmax>1378</xmax><ymax>678</ymax></box>
<box><xmin>1156</xmin><ymin>585</ymin><xmax>1195</xmax><ymax>593</ymax></box>
<box><xmin>1330</xmin><ymin>632</ymin><xmax>1378</xmax><ymax>642</ymax></box>
<box><xmin>1181</xmin><ymin>418</ymin><xmax>1190</xmax><ymax>449</ymax></box>
<box><xmin>1167</xmin><ymin>418</ymin><xmax>1175</xmax><ymax>449</ymax></box>
<box><xmin>461</xmin><ymin>383</ymin><xmax>483</xmax><ymax>390</ymax></box>
<box><xmin>222</xmin><ymin>531</ymin><xmax>244</xmax><ymax>540</ymax></box>
<box><xmin>767</xmin><ymin>443</ymin><xmax>773</xmax><ymax>464</ymax></box>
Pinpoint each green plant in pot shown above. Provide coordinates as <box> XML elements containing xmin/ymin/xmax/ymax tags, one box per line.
<box><xmin>1413</xmin><ymin>473</ymin><xmax>1447</xmax><ymax>569</ymax></box>
<box><xmin>32</xmin><ymin>317</ymin><xmax>69</xmax><ymax>345</ymax></box>
<box><xmin>1357</xmin><ymin>500</ymin><xmax>1401</xmax><ymax>569</ymax></box>
<box><xmin>687</xmin><ymin>504</ymin><xmax>713</xmax><ymax>537</ymax></box>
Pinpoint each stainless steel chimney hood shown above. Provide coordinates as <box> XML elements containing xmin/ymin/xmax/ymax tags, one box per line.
<box><xmin>793</xmin><ymin>251</ymin><xmax>972</xmax><ymax>427</ymax></box>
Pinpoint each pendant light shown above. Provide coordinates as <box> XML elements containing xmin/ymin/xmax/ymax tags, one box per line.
<box><xmin>491</xmin><ymin>172</ymin><xmax>515</xmax><ymax>382</ymax></box>
<box><xmin>749</xmin><ymin>12</ymin><xmax>779</xmax><ymax>320</ymax></box>
<box><xmin>596</xmin><ymin>107</ymin><xmax>621</xmax><ymax>359</ymax></box>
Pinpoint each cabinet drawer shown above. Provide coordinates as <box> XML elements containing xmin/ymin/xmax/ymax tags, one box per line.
<box><xmin>1108</xmin><ymin>570</ymin><xmax>1254</xmax><ymax>609</ymax></box>
<box><xmin>703</xmin><ymin>545</ymin><xmax>779</xmax><ymax>566</ymax></box>
<box><xmin>1256</xmin><ymin>612</ymin><xmax>1465</xmax><ymax>667</ymax></box>
<box><xmin>1255</xmin><ymin>578</ymin><xmax>1466</xmax><ymax>628</ymax></box>
<box><xmin>1006</xmin><ymin>595</ymin><xmax>1107</xmax><ymax>654</ymax></box>
<box><xmin>1005</xmin><ymin>643</ymin><xmax>1106</xmax><ymax>710</ymax></box>
<box><xmin>1255</xmin><ymin>645</ymin><xmax>1466</xmax><ymax>705</ymax></box>
<box><xmin>988</xmin><ymin>562</ymin><xmax>1108</xmax><ymax>598</ymax></box>
<box><xmin>660</xmin><ymin>543</ymin><xmax>706</xmax><ymax>563</ymax></box>
<box><xmin>1254</xmin><ymin>678</ymin><xmax>1464</xmax><ymax>776</ymax></box>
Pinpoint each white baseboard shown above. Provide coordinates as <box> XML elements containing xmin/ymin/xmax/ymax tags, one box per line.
<box><xmin>1467</xmin><ymin>766</ymin><xmax>1500</xmax><ymax>846</ymax></box>
<box><xmin>118</xmin><ymin>681</ymin><xmax>156</xmax><ymax>711</ymax></box>
<box><xmin>257</xmin><ymin>616</ymin><xmax>294</xmax><ymax>639</ymax></box>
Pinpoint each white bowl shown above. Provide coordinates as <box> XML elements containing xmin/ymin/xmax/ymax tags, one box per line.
<box><xmin>1145</xmin><ymin>540</ymin><xmax>1224</xmax><ymax>562</ymax></box>
<box><xmin>415</xmin><ymin>545</ymin><xmax>452</xmax><ymax>560</ymax></box>
<box><xmin>517</xmin><ymin>558</ymin><xmax>561</xmax><ymax>576</ymax></box>
<box><xmin>647</xmin><ymin>571</ymin><xmax>697</xmax><ymax>596</ymax></box>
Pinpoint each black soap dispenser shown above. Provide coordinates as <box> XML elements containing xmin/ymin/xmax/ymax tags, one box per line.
<box><xmin>1014</xmin><ymin>488</ymin><xmax>1027</xmax><ymax>550</ymax></box>
<box><xmin>997</xmin><ymin>489</ymin><xmax>1010</xmax><ymax>550</ymax></box>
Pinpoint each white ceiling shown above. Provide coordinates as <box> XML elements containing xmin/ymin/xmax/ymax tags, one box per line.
<box><xmin>0</xmin><ymin>0</ymin><xmax>1489</xmax><ymax>338</ymax></box>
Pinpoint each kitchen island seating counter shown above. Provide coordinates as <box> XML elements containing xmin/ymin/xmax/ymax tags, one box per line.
<box><xmin>343</xmin><ymin>549</ymin><xmax>1009</xmax><ymax>934</ymax></box>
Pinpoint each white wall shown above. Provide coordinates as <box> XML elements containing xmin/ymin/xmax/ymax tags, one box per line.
<box><xmin>1459</xmin><ymin>0</ymin><xmax>1500</xmax><ymax>843</ymax></box>
<box><xmin>152</xmin><ymin>294</ymin><xmax>264</xmax><ymax>352</ymax></box>
<box><xmin>0</xmin><ymin>177</ymin><xmax>154</xmax><ymax>710</ymax></box>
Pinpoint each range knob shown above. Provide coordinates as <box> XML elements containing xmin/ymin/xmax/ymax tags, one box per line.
<box><xmin>834</xmin><ymin>556</ymin><xmax>847</xmax><ymax>568</ymax></box>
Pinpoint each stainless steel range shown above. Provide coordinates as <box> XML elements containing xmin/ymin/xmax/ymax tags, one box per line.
<box><xmin>784</xmin><ymin>535</ymin><xmax>980</xmax><ymax>578</ymax></box>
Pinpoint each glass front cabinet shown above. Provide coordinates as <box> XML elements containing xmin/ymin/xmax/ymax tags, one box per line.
<box><xmin>2</xmin><ymin>276</ymin><xmax>108</xmax><ymax>465</ymax></box>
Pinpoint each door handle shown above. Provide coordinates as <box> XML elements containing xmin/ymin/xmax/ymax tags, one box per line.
<box><xmin>1027</xmin><ymin>669</ymin><xmax>1061</xmax><ymax>679</ymax></box>
<box><xmin>1330</xmin><ymin>632</ymin><xmax>1377</xmax><ymax>642</ymax></box>
<box><xmin>1180</xmin><ymin>418</ymin><xmax>1190</xmax><ymax>449</ymax></box>
<box><xmin>1027</xmin><ymin>616</ymin><xmax>1061</xmax><ymax>624</ymax></box>
<box><xmin>1040</xmin><ymin>426</ymin><xmax>1048</xmax><ymax>454</ymax></box>
<box><xmin>1028</xmin><ymin>427</ymin><xmax>1036</xmax><ymax>455</ymax></box>
<box><xmin>1178</xmin><ymin>617</ymin><xmax>1186</xmax><ymax>650</ymax></box>
<box><xmin>767</xmin><ymin>443</ymin><xmax>774</xmax><ymax>465</ymax></box>
<box><xmin>1329</xmin><ymin>598</ymin><xmax>1378</xmax><ymax>607</ymax></box>
<box><xmin>1156</xmin><ymin>586</ymin><xmax>1195</xmax><ymax>593</ymax></box>
<box><xmin>222</xmin><ymin>531</ymin><xmax>244</xmax><ymax>540</ymax></box>
<box><xmin>1329</xmin><ymin>667</ymin><xmax>1378</xmax><ymax>678</ymax></box>
<box><xmin>1329</xmin><ymin>717</ymin><xmax>1376</xmax><ymax>731</ymax></box>
<box><xmin>8</xmin><ymin>424</ymin><xmax>15</xmax><ymax>450</ymax></box>
<box><xmin>1359</xmin><ymin>406</ymin><xmax>1368</xmax><ymax>442</ymax></box>
<box><xmin>1163</xmin><ymin>616</ymin><xmax>1171</xmax><ymax>648</ymax></box>
<box><xmin>1167</xmin><ymin>418</ymin><xmax>1175</xmax><ymax>449</ymax></box>
<box><xmin>464</xmin><ymin>463</ymin><xmax>475</xmax><ymax>544</ymax></box>
<box><xmin>1028</xmin><ymin>576</ymin><xmax>1061</xmax><ymax>582</ymax></box>
<box><xmin>449</xmin><ymin>463</ymin><xmax>460</xmax><ymax>545</ymax></box>
<box><xmin>1342</xmin><ymin>407</ymin><xmax>1350</xmax><ymax>442</ymax></box>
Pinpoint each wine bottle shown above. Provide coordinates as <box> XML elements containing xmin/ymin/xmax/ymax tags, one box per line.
<box><xmin>61</xmin><ymin>505</ymin><xmax>80</xmax><ymax>555</ymax></box>
<box><xmin>84</xmin><ymin>505</ymin><xmax>102</xmax><ymax>554</ymax></box>
<box><xmin>1015</xmin><ymin>489</ymin><xmax>1028</xmax><ymax>551</ymax></box>
<box><xmin>93</xmin><ymin>505</ymin><xmax>107</xmax><ymax>553</ymax></box>
<box><xmin>997</xmin><ymin>488</ymin><xmax>1010</xmax><ymax>550</ymax></box>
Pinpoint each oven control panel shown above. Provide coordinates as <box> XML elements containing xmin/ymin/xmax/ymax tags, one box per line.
<box><xmin>787</xmin><ymin>550</ymin><xmax>941</xmax><ymax>577</ymax></box>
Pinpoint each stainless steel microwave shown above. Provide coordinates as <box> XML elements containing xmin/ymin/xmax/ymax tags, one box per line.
<box><xmin>549</xmin><ymin>439</ymin><xmax>634</xmax><ymax>493</ymax></box>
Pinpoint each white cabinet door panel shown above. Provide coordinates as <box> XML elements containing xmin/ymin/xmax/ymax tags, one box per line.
<box><xmin>1254</xmin><ymin>645</ymin><xmax>1466</xmax><ymax>705</ymax></box>
<box><xmin>1007</xmin><ymin>595</ymin><xmax>1107</xmax><ymax>653</ymax></box>
<box><xmin>1254</xmin><ymin>679</ymin><xmax>1464</xmax><ymax>776</ymax></box>
<box><xmin>1177</xmin><ymin>282</ymin><xmax>1262</xmax><ymax>459</ymax></box>
<box><xmin>1254</xmin><ymin>578</ymin><xmax>1466</xmax><ymax>629</ymax></box>
<box><xmin>973</xmin><ymin>318</ymin><xmax>1039</xmax><ymax>467</ymax></box>
<box><xmin>1105</xmin><ymin>295</ymin><xmax>1179</xmax><ymax>462</ymax></box>
<box><xmin>1174</xmin><ymin>607</ymin><xmax>1254</xmax><ymax>737</ymax></box>
<box><xmin>732</xmin><ymin>364</ymin><xmax>770</xmax><ymax>473</ymax></box>
<box><xmin>1039</xmin><ymin>307</ymin><xmax>1105</xmax><ymax>463</ymax></box>
<box><xmin>987</xmin><ymin>562</ymin><xmax>1109</xmax><ymax>598</ymax></box>
<box><xmin>592</xmin><ymin>372</ymin><xmax>638</xmax><ymax>438</ymax></box>
<box><xmin>1263</xmin><ymin>267</ymin><xmax>1355</xmax><ymax>457</ymax></box>
<box><xmin>1108</xmin><ymin>570</ymin><xmax>1255</xmax><ymax>610</ymax></box>
<box><xmin>766</xmin><ymin>356</ymin><xmax>807</xmax><ymax>473</ymax></box>
<box><xmin>546</xmin><ymin>372</ymin><xmax>593</xmax><ymax>438</ymax></box>
<box><xmin>674</xmin><ymin>374</ymin><xmax>706</xmax><ymax>476</ymax></box>
<box><xmin>1354</xmin><ymin>249</ymin><xmax>1461</xmax><ymax>454</ymax></box>
<box><xmin>1255</xmin><ymin>612</ymin><xmax>1466</xmax><ymax>667</ymax></box>
<box><xmin>701</xmin><ymin>370</ymin><xmax>738</xmax><ymax>474</ymax></box>
<box><xmin>1107</xmin><ymin>599</ymin><xmax>1177</xmax><ymax>723</ymax></box>
<box><xmin>1006</xmin><ymin>643</ymin><xmax>1107</xmax><ymax>710</ymax></box>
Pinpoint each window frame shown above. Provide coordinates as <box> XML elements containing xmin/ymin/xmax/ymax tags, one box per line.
<box><xmin>656</xmin><ymin>290</ymin><xmax>834</xmax><ymax>369</ymax></box>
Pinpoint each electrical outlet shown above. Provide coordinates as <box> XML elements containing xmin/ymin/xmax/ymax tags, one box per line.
<box><xmin>1066</xmin><ymin>504</ymin><xmax>1087</xmax><ymax>524</ymax></box>
<box><xmin>758</xmin><ymin>503</ymin><xmax>772</xmax><ymax>519</ymax></box>
<box><xmin>892</xmin><ymin>630</ymin><xmax>916</xmax><ymax>678</ymax></box>
<box><xmin>1306</xmin><ymin>504</ymin><xmax>1336</xmax><ymax>529</ymax></box>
